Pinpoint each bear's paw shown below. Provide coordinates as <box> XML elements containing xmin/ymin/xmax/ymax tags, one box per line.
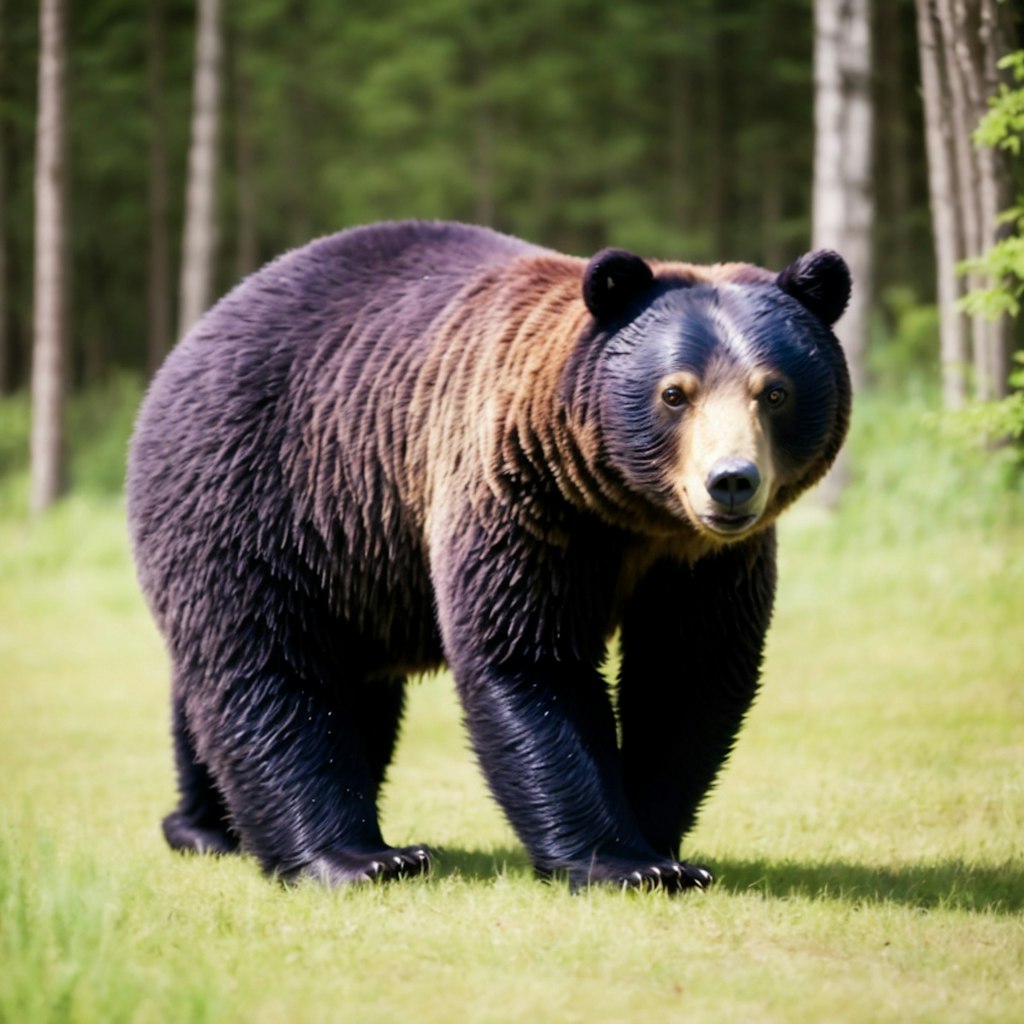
<box><xmin>548</xmin><ymin>855</ymin><xmax>714</xmax><ymax>894</ymax></box>
<box><xmin>287</xmin><ymin>845</ymin><xmax>433</xmax><ymax>886</ymax></box>
<box><xmin>162</xmin><ymin>811</ymin><xmax>240</xmax><ymax>856</ymax></box>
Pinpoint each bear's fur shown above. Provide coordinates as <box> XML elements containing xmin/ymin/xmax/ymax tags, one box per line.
<box><xmin>127</xmin><ymin>221</ymin><xmax>851</xmax><ymax>890</ymax></box>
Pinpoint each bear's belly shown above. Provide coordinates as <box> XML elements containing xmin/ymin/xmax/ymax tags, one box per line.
<box><xmin>325</xmin><ymin>530</ymin><xmax>446</xmax><ymax>675</ymax></box>
<box><xmin>342</xmin><ymin>584</ymin><xmax>446</xmax><ymax>675</ymax></box>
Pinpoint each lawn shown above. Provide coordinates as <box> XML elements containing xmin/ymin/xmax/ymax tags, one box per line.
<box><xmin>1</xmin><ymin>389</ymin><xmax>1022</xmax><ymax>1024</ymax></box>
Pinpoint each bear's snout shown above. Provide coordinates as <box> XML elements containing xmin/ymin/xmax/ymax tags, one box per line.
<box><xmin>705</xmin><ymin>457</ymin><xmax>761</xmax><ymax>511</ymax></box>
<box><xmin>679</xmin><ymin>446</ymin><xmax>771</xmax><ymax>539</ymax></box>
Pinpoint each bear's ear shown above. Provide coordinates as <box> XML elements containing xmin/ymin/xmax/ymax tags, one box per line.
<box><xmin>583</xmin><ymin>248</ymin><xmax>655</xmax><ymax>322</ymax></box>
<box><xmin>776</xmin><ymin>250</ymin><xmax>851</xmax><ymax>327</ymax></box>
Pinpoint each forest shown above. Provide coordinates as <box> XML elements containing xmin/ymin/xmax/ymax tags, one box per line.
<box><xmin>0</xmin><ymin>0</ymin><xmax>962</xmax><ymax>390</ymax></box>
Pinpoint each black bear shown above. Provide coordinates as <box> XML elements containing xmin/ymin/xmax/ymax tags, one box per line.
<box><xmin>127</xmin><ymin>221</ymin><xmax>850</xmax><ymax>891</ymax></box>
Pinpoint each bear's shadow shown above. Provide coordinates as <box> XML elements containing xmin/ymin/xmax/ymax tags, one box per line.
<box><xmin>431</xmin><ymin>846</ymin><xmax>533</xmax><ymax>883</ymax></box>
<box><xmin>435</xmin><ymin>848</ymin><xmax>1024</xmax><ymax>915</ymax></box>
<box><xmin>708</xmin><ymin>857</ymin><xmax>1024</xmax><ymax>915</ymax></box>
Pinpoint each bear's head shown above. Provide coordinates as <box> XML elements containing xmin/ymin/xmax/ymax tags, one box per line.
<box><xmin>578</xmin><ymin>247</ymin><xmax>852</xmax><ymax>542</ymax></box>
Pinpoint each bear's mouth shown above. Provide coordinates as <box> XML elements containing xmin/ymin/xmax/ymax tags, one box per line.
<box><xmin>699</xmin><ymin>512</ymin><xmax>759</xmax><ymax>536</ymax></box>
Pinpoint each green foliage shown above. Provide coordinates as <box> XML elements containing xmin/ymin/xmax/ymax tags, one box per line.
<box><xmin>0</xmin><ymin>393</ymin><xmax>30</xmax><ymax>480</ymax></box>
<box><xmin>867</xmin><ymin>287</ymin><xmax>941</xmax><ymax>390</ymax></box>
<box><xmin>845</xmin><ymin>388</ymin><xmax>1024</xmax><ymax>543</ymax></box>
<box><xmin>954</xmin><ymin>49</ymin><xmax>1024</xmax><ymax>451</ymax></box>
<box><xmin>938</xmin><ymin>353</ymin><xmax>1024</xmax><ymax>468</ymax></box>
<box><xmin>0</xmin><ymin>375</ymin><xmax>144</xmax><ymax>517</ymax></box>
<box><xmin>958</xmin><ymin>206</ymin><xmax>1024</xmax><ymax>320</ymax></box>
<box><xmin>973</xmin><ymin>51</ymin><xmax>1024</xmax><ymax>156</ymax></box>
<box><xmin>959</xmin><ymin>50</ymin><xmax>1024</xmax><ymax>320</ymax></box>
<box><xmin>65</xmin><ymin>374</ymin><xmax>146</xmax><ymax>497</ymax></box>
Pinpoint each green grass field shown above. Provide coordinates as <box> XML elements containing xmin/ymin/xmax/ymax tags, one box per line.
<box><xmin>1</xmin><ymin>388</ymin><xmax>1022</xmax><ymax>1024</ymax></box>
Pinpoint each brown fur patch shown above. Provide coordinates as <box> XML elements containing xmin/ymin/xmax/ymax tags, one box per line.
<box><xmin>651</xmin><ymin>260</ymin><xmax>776</xmax><ymax>287</ymax></box>
<box><xmin>410</xmin><ymin>254</ymin><xmax>596</xmax><ymax>540</ymax></box>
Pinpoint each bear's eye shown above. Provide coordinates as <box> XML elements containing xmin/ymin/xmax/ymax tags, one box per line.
<box><xmin>661</xmin><ymin>385</ymin><xmax>687</xmax><ymax>409</ymax></box>
<box><xmin>764</xmin><ymin>386</ymin><xmax>788</xmax><ymax>410</ymax></box>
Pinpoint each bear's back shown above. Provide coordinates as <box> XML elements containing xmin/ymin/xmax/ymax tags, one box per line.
<box><xmin>157</xmin><ymin>219</ymin><xmax>543</xmax><ymax>377</ymax></box>
<box><xmin>252</xmin><ymin>220</ymin><xmax>542</xmax><ymax>339</ymax></box>
<box><xmin>127</xmin><ymin>222</ymin><xmax>547</xmax><ymax>657</ymax></box>
<box><xmin>133</xmin><ymin>220</ymin><xmax>546</xmax><ymax>468</ymax></box>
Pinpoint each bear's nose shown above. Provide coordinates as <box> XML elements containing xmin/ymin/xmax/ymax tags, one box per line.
<box><xmin>706</xmin><ymin>458</ymin><xmax>761</xmax><ymax>510</ymax></box>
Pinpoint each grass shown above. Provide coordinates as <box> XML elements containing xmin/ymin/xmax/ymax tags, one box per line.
<box><xmin>1</xmin><ymin>385</ymin><xmax>1023</xmax><ymax>1023</ymax></box>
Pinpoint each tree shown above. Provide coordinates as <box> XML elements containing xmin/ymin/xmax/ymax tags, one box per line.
<box><xmin>178</xmin><ymin>0</ymin><xmax>222</xmax><ymax>337</ymax></box>
<box><xmin>812</xmin><ymin>0</ymin><xmax>874</xmax><ymax>503</ymax></box>
<box><xmin>915</xmin><ymin>0</ymin><xmax>1018</xmax><ymax>406</ymax></box>
<box><xmin>29</xmin><ymin>0</ymin><xmax>68</xmax><ymax>514</ymax></box>
<box><xmin>950</xmin><ymin>49</ymin><xmax>1024</xmax><ymax>451</ymax></box>
<box><xmin>961</xmin><ymin>50</ymin><xmax>1024</xmax><ymax>323</ymax></box>
<box><xmin>916</xmin><ymin>0</ymin><xmax>969</xmax><ymax>406</ymax></box>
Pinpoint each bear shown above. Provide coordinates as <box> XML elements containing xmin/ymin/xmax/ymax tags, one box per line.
<box><xmin>127</xmin><ymin>220</ymin><xmax>851</xmax><ymax>892</ymax></box>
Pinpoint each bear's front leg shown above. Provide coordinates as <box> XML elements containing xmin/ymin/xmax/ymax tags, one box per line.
<box><xmin>432</xmin><ymin>516</ymin><xmax>711</xmax><ymax>892</ymax></box>
<box><xmin>618</xmin><ymin>532</ymin><xmax>777</xmax><ymax>858</ymax></box>
<box><xmin>457</xmin><ymin>658</ymin><xmax>712</xmax><ymax>891</ymax></box>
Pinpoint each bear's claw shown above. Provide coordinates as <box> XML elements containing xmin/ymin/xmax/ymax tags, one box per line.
<box><xmin>290</xmin><ymin>845</ymin><xmax>432</xmax><ymax>886</ymax></box>
<box><xmin>615</xmin><ymin>860</ymin><xmax>714</xmax><ymax>893</ymax></box>
<box><xmin>162</xmin><ymin>811</ymin><xmax>239</xmax><ymax>856</ymax></box>
<box><xmin>554</xmin><ymin>855</ymin><xmax>715</xmax><ymax>893</ymax></box>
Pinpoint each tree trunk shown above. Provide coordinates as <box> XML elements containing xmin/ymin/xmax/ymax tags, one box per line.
<box><xmin>147</xmin><ymin>0</ymin><xmax>172</xmax><ymax>375</ymax></box>
<box><xmin>943</xmin><ymin>0</ymin><xmax>995</xmax><ymax>398</ymax></box>
<box><xmin>915</xmin><ymin>0</ymin><xmax>969</xmax><ymax>408</ymax></box>
<box><xmin>178</xmin><ymin>0</ymin><xmax>222</xmax><ymax>337</ymax></box>
<box><xmin>972</xmin><ymin>0</ymin><xmax>1016</xmax><ymax>398</ymax></box>
<box><xmin>812</xmin><ymin>0</ymin><xmax>874</xmax><ymax>505</ymax></box>
<box><xmin>916</xmin><ymin>0</ymin><xmax>1017</xmax><ymax>405</ymax></box>
<box><xmin>30</xmin><ymin>0</ymin><xmax>68</xmax><ymax>515</ymax></box>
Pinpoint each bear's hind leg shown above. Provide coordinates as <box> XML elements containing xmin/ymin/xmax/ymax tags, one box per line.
<box><xmin>352</xmin><ymin>675</ymin><xmax>406</xmax><ymax>803</ymax></box>
<box><xmin>199</xmin><ymin>665</ymin><xmax>429</xmax><ymax>886</ymax></box>
<box><xmin>285</xmin><ymin>673</ymin><xmax>431</xmax><ymax>886</ymax></box>
<box><xmin>163</xmin><ymin>694</ymin><xmax>239</xmax><ymax>855</ymax></box>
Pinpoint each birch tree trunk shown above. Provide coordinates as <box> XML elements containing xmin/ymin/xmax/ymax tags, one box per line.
<box><xmin>812</xmin><ymin>0</ymin><xmax>874</xmax><ymax>505</ymax></box>
<box><xmin>944</xmin><ymin>0</ymin><xmax>995</xmax><ymax>398</ymax></box>
<box><xmin>29</xmin><ymin>0</ymin><xmax>68</xmax><ymax>514</ymax></box>
<box><xmin>971</xmin><ymin>0</ymin><xmax>1015</xmax><ymax>398</ymax></box>
<box><xmin>914</xmin><ymin>0</ymin><xmax>1016</xmax><ymax>405</ymax></box>
<box><xmin>916</xmin><ymin>0</ymin><xmax>969</xmax><ymax>408</ymax></box>
<box><xmin>178</xmin><ymin>0</ymin><xmax>222</xmax><ymax>337</ymax></box>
